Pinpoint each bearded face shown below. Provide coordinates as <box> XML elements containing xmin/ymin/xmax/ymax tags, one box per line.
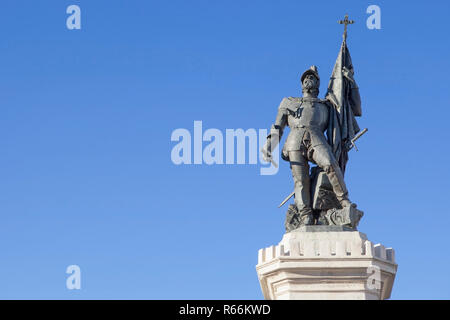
<box><xmin>302</xmin><ymin>74</ymin><xmax>319</xmax><ymax>97</ymax></box>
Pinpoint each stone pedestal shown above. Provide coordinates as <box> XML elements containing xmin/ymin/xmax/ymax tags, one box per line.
<box><xmin>256</xmin><ymin>226</ymin><xmax>397</xmax><ymax>300</ymax></box>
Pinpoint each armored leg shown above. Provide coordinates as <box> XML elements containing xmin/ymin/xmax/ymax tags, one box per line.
<box><xmin>310</xmin><ymin>145</ymin><xmax>351</xmax><ymax>207</ymax></box>
<box><xmin>289</xmin><ymin>151</ymin><xmax>314</xmax><ymax>225</ymax></box>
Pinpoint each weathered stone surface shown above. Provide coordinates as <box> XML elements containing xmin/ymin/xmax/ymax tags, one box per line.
<box><xmin>256</xmin><ymin>229</ymin><xmax>397</xmax><ymax>300</ymax></box>
<box><xmin>320</xmin><ymin>205</ymin><xmax>364</xmax><ymax>229</ymax></box>
<box><xmin>285</xmin><ymin>205</ymin><xmax>363</xmax><ymax>232</ymax></box>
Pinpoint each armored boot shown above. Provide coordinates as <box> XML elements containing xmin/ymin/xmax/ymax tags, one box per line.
<box><xmin>324</xmin><ymin>162</ymin><xmax>352</xmax><ymax>208</ymax></box>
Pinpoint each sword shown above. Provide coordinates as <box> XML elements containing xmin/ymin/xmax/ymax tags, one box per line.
<box><xmin>261</xmin><ymin>148</ymin><xmax>279</xmax><ymax>168</ymax></box>
<box><xmin>267</xmin><ymin>157</ymin><xmax>278</xmax><ymax>168</ymax></box>
<box><xmin>277</xmin><ymin>128</ymin><xmax>368</xmax><ymax>208</ymax></box>
<box><xmin>278</xmin><ymin>190</ymin><xmax>295</xmax><ymax>208</ymax></box>
<box><xmin>348</xmin><ymin>128</ymin><xmax>368</xmax><ymax>151</ymax></box>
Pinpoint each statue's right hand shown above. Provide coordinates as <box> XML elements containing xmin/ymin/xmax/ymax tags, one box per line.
<box><xmin>261</xmin><ymin>144</ymin><xmax>272</xmax><ymax>162</ymax></box>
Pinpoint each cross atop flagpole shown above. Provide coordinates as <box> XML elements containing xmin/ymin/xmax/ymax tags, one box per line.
<box><xmin>338</xmin><ymin>14</ymin><xmax>354</xmax><ymax>42</ymax></box>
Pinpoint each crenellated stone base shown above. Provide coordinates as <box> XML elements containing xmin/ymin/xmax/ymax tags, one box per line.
<box><xmin>256</xmin><ymin>226</ymin><xmax>397</xmax><ymax>300</ymax></box>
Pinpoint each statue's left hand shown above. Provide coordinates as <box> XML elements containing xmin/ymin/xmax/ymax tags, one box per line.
<box><xmin>342</xmin><ymin>66</ymin><xmax>355</xmax><ymax>84</ymax></box>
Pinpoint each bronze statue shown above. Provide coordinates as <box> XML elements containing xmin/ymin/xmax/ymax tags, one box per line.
<box><xmin>262</xmin><ymin>15</ymin><xmax>366</xmax><ymax>231</ymax></box>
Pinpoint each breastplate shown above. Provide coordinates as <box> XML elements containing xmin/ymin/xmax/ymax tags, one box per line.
<box><xmin>287</xmin><ymin>99</ymin><xmax>329</xmax><ymax>131</ymax></box>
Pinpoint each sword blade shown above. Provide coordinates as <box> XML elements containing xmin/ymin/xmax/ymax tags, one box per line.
<box><xmin>278</xmin><ymin>191</ymin><xmax>295</xmax><ymax>208</ymax></box>
<box><xmin>351</xmin><ymin>128</ymin><xmax>368</xmax><ymax>144</ymax></box>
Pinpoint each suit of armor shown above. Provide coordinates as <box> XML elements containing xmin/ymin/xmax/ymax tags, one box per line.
<box><xmin>263</xmin><ymin>67</ymin><xmax>351</xmax><ymax>225</ymax></box>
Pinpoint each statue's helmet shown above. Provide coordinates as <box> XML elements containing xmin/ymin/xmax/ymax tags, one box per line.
<box><xmin>300</xmin><ymin>65</ymin><xmax>320</xmax><ymax>87</ymax></box>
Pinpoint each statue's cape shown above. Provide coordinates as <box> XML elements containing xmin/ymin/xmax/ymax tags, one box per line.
<box><xmin>325</xmin><ymin>39</ymin><xmax>361</xmax><ymax>174</ymax></box>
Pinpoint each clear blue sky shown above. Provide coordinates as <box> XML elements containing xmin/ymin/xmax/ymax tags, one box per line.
<box><xmin>0</xmin><ymin>0</ymin><xmax>449</xmax><ymax>299</ymax></box>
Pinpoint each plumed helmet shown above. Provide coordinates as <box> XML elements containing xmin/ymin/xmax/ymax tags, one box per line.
<box><xmin>300</xmin><ymin>65</ymin><xmax>320</xmax><ymax>87</ymax></box>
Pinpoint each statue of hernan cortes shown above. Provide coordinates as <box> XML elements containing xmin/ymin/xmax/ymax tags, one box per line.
<box><xmin>262</xmin><ymin>15</ymin><xmax>367</xmax><ymax>232</ymax></box>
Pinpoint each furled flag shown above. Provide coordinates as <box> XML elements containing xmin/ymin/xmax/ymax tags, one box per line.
<box><xmin>325</xmin><ymin>37</ymin><xmax>362</xmax><ymax>174</ymax></box>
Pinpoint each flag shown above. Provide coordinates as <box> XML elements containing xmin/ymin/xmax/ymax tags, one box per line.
<box><xmin>326</xmin><ymin>39</ymin><xmax>362</xmax><ymax>174</ymax></box>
